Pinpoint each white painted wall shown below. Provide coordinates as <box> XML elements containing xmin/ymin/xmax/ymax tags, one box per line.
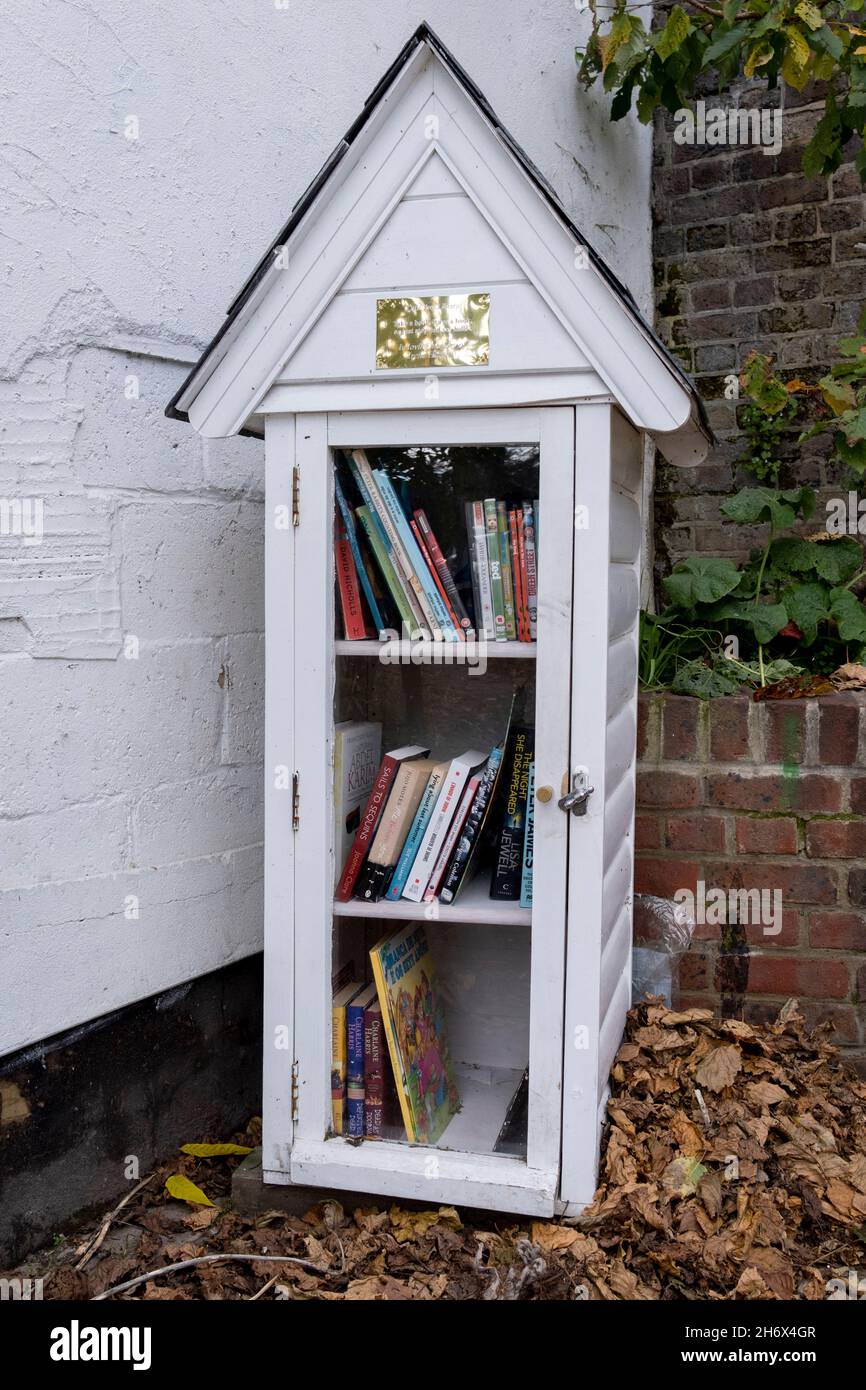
<box><xmin>0</xmin><ymin>1</ymin><xmax>653</xmax><ymax>1055</ymax></box>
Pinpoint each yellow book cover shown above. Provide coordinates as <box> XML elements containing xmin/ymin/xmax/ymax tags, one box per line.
<box><xmin>369</xmin><ymin>924</ymin><xmax>459</xmax><ymax>1145</ymax></box>
<box><xmin>331</xmin><ymin>981</ymin><xmax>361</xmax><ymax>1134</ymax></box>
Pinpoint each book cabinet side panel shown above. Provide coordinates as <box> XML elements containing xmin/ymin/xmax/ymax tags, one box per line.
<box><xmin>289</xmin><ymin>413</ymin><xmax>335</xmax><ymax>1152</ymax></box>
<box><xmin>560</xmin><ymin>402</ymin><xmax>613</xmax><ymax>1208</ymax></box>
<box><xmin>262</xmin><ymin>414</ymin><xmax>298</xmax><ymax>1177</ymax></box>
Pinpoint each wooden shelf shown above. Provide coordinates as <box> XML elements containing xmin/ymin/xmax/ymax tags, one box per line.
<box><xmin>333</xmin><ymin>874</ymin><xmax>531</xmax><ymax>926</ymax></box>
<box><xmin>335</xmin><ymin>638</ymin><xmax>536</xmax><ymax>659</ymax></box>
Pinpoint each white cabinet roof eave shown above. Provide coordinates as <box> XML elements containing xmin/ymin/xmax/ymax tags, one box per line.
<box><xmin>165</xmin><ymin>21</ymin><xmax>713</xmax><ymax>468</ymax></box>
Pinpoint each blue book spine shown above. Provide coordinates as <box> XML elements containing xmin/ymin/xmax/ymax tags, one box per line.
<box><xmin>520</xmin><ymin>762</ymin><xmax>534</xmax><ymax>910</ymax></box>
<box><xmin>335</xmin><ymin>475</ymin><xmax>384</xmax><ymax>636</ymax></box>
<box><xmin>372</xmin><ymin>469</ymin><xmax>458</xmax><ymax>641</ymax></box>
<box><xmin>346</xmin><ymin>454</ymin><xmax>392</xmax><ymax>557</ymax></box>
<box><xmin>346</xmin><ymin>1000</ymin><xmax>366</xmax><ymax>1138</ymax></box>
<box><xmin>386</xmin><ymin>772</ymin><xmax>441</xmax><ymax>901</ymax></box>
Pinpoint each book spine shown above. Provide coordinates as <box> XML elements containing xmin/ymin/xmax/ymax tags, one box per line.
<box><xmin>334</xmin><ymin>521</ymin><xmax>367</xmax><ymax>641</ymax></box>
<box><xmin>439</xmin><ymin>750</ymin><xmax>501</xmax><ymax>903</ymax></box>
<box><xmin>423</xmin><ymin>774</ymin><xmax>480</xmax><ymax>902</ymax></box>
<box><xmin>491</xmin><ymin>729</ymin><xmax>534</xmax><ymax>901</ymax></box>
<box><xmin>410</xmin><ymin>518</ymin><xmax>464</xmax><ymax>640</ymax></box>
<box><xmin>520</xmin><ymin>762</ymin><xmax>534</xmax><ymax>910</ymax></box>
<box><xmin>385</xmin><ymin>769</ymin><xmax>443</xmax><ymax>901</ymax></box>
<box><xmin>523</xmin><ymin>502</ymin><xmax>538</xmax><ymax>641</ymax></box>
<box><xmin>363</xmin><ymin>1006</ymin><xmax>384</xmax><ymax>1138</ymax></box>
<box><xmin>471</xmin><ymin>501</ymin><xmax>496</xmax><ymax>639</ymax></box>
<box><xmin>350</xmin><ymin>452</ymin><xmax>426</xmax><ymax>631</ymax></box>
<box><xmin>514</xmin><ymin>508</ymin><xmax>531</xmax><ymax>642</ymax></box>
<box><xmin>331</xmin><ymin>1003</ymin><xmax>348</xmax><ymax>1135</ymax></box>
<box><xmin>335</xmin><ymin>754</ymin><xmax>398</xmax><ymax>902</ymax></box>
<box><xmin>335</xmin><ymin>476</ymin><xmax>384</xmax><ymax>636</ymax></box>
<box><xmin>372</xmin><ymin>469</ymin><xmax>458</xmax><ymax>641</ymax></box>
<box><xmin>465</xmin><ymin>503</ymin><xmax>484</xmax><ymax>639</ymax></box>
<box><xmin>509</xmin><ymin>509</ymin><xmax>527</xmax><ymax>643</ymax></box>
<box><xmin>497</xmin><ymin>501</ymin><xmax>517</xmax><ymax>641</ymax></box>
<box><xmin>483</xmin><ymin>498</ymin><xmax>506</xmax><ymax>640</ymax></box>
<box><xmin>414</xmin><ymin>509</ymin><xmax>473</xmax><ymax>632</ymax></box>
<box><xmin>402</xmin><ymin>765</ymin><xmax>466</xmax><ymax>903</ymax></box>
<box><xmin>356</xmin><ymin>505</ymin><xmax>415</xmax><ymax>632</ymax></box>
<box><xmin>369</xmin><ymin>953</ymin><xmax>415</xmax><ymax>1143</ymax></box>
<box><xmin>346</xmin><ymin>1001</ymin><xmax>366</xmax><ymax>1138</ymax></box>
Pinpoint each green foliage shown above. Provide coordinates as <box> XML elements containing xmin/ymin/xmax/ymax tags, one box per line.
<box><xmin>576</xmin><ymin>0</ymin><xmax>866</xmax><ymax>181</ymax></box>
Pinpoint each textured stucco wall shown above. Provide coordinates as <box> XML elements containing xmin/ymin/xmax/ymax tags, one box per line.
<box><xmin>0</xmin><ymin>1</ymin><xmax>654</xmax><ymax>1055</ymax></box>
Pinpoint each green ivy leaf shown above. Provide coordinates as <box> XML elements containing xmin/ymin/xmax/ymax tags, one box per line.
<box><xmin>662</xmin><ymin>556</ymin><xmax>742</xmax><ymax>608</ymax></box>
<box><xmin>829</xmin><ymin>587</ymin><xmax>866</xmax><ymax>641</ymax></box>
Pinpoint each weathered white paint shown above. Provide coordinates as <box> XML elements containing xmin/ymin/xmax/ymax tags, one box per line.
<box><xmin>2</xmin><ymin>3</ymin><xmax>655</xmax><ymax>1058</ymax></box>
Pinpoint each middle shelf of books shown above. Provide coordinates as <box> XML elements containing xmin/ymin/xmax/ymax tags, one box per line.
<box><xmin>325</xmin><ymin>440</ymin><xmax>543</xmax><ymax>1165</ymax></box>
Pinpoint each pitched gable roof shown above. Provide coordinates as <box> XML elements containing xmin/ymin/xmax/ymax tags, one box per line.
<box><xmin>167</xmin><ymin>22</ymin><xmax>711</xmax><ymax>464</ymax></box>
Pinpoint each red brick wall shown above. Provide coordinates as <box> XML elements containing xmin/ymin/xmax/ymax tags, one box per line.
<box><xmin>635</xmin><ymin>691</ymin><xmax>866</xmax><ymax>1071</ymax></box>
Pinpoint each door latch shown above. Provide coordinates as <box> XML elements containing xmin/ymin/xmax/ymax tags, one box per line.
<box><xmin>558</xmin><ymin>766</ymin><xmax>594</xmax><ymax>817</ymax></box>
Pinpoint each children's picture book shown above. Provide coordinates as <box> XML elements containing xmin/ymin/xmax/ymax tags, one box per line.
<box><xmin>369</xmin><ymin>924</ymin><xmax>459</xmax><ymax>1146</ymax></box>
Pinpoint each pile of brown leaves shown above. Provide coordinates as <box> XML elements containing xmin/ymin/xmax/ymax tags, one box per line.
<box><xmin>571</xmin><ymin>998</ymin><xmax>866</xmax><ymax>1299</ymax></box>
<box><xmin>11</xmin><ymin>999</ymin><xmax>866</xmax><ymax>1300</ymax></box>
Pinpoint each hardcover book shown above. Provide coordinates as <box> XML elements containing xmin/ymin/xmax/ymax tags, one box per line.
<box><xmin>401</xmin><ymin>748</ymin><xmax>488</xmax><ymax>902</ymax></box>
<box><xmin>353</xmin><ymin>757</ymin><xmax>439</xmax><ymax>902</ymax></box>
<box><xmin>423</xmin><ymin>770</ymin><xmax>481</xmax><ymax>902</ymax></box>
<box><xmin>335</xmin><ymin>744</ymin><xmax>430</xmax><ymax>902</ymax></box>
<box><xmin>490</xmin><ymin>724</ymin><xmax>535</xmax><ymax>901</ymax></box>
<box><xmin>346</xmin><ymin>981</ymin><xmax>377</xmax><ymax>1138</ymax></box>
<box><xmin>335</xmin><ymin>474</ymin><xmax>385</xmax><ymax>636</ymax></box>
<box><xmin>438</xmin><ymin>746</ymin><xmax>503</xmax><ymax>903</ymax></box>
<box><xmin>466</xmin><ymin>501</ymin><xmax>495</xmax><ymax>638</ymax></box>
<box><xmin>333</xmin><ymin>721</ymin><xmax>382</xmax><ymax>884</ymax></box>
<box><xmin>385</xmin><ymin>761</ymin><xmax>449</xmax><ymax>902</ymax></box>
<box><xmin>372</xmin><ymin>466</ymin><xmax>458</xmax><ymax>640</ymax></box>
<box><xmin>369</xmin><ymin>923</ymin><xmax>459</xmax><ymax>1145</ymax></box>
<box><xmin>335</xmin><ymin>514</ymin><xmax>368</xmax><ymax>640</ymax></box>
<box><xmin>363</xmin><ymin>997</ymin><xmax>385</xmax><ymax>1138</ymax></box>
<box><xmin>483</xmin><ymin>497</ymin><xmax>506</xmax><ymax>639</ymax></box>
<box><xmin>413</xmin><ymin>508</ymin><xmax>472</xmax><ymax>633</ymax></box>
<box><xmin>497</xmin><ymin>501</ymin><xmax>517</xmax><ymax>641</ymax></box>
<box><xmin>331</xmin><ymin>980</ymin><xmax>362</xmax><ymax>1134</ymax></box>
<box><xmin>524</xmin><ymin>501</ymin><xmax>538</xmax><ymax>640</ymax></box>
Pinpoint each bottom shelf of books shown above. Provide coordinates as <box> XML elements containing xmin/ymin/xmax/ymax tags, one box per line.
<box><xmin>330</xmin><ymin>916</ymin><xmax>531</xmax><ymax>1160</ymax></box>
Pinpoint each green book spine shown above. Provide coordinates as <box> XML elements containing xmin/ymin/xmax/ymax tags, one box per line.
<box><xmin>483</xmin><ymin>498</ymin><xmax>506</xmax><ymax>641</ymax></box>
<box><xmin>497</xmin><ymin>501</ymin><xmax>517</xmax><ymax>641</ymax></box>
<box><xmin>356</xmin><ymin>505</ymin><xmax>415</xmax><ymax>631</ymax></box>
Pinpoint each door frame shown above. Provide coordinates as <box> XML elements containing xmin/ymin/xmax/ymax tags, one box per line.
<box><xmin>283</xmin><ymin>405</ymin><xmax>577</xmax><ymax>1212</ymax></box>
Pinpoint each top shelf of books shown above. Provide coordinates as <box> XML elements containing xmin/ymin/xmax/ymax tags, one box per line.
<box><xmin>334</xmin><ymin>446</ymin><xmax>540</xmax><ymax>648</ymax></box>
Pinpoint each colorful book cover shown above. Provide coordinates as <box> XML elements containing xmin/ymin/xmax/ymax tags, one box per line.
<box><xmin>335</xmin><ymin>744</ymin><xmax>429</xmax><ymax>902</ymax></box>
<box><xmin>333</xmin><ymin>721</ymin><xmax>381</xmax><ymax>885</ymax></box>
<box><xmin>331</xmin><ymin>980</ymin><xmax>362</xmax><ymax>1134</ymax></box>
<box><xmin>497</xmin><ymin>501</ymin><xmax>517</xmax><ymax>641</ymax></box>
<box><xmin>334</xmin><ymin>515</ymin><xmax>368</xmax><ymax>640</ymax></box>
<box><xmin>356</xmin><ymin>504</ymin><xmax>416</xmax><ymax>632</ymax></box>
<box><xmin>468</xmin><ymin>500</ymin><xmax>495</xmax><ymax>639</ymax></box>
<box><xmin>520</xmin><ymin>761</ymin><xmax>534</xmax><ymax>910</ymax></box>
<box><xmin>414</xmin><ymin>508</ymin><xmax>473</xmax><ymax>633</ymax></box>
<box><xmin>385</xmin><ymin>761</ymin><xmax>448</xmax><ymax>901</ymax></box>
<box><xmin>410</xmin><ymin>517</ymin><xmax>464</xmax><ymax>639</ymax></box>
<box><xmin>346</xmin><ymin>982</ymin><xmax>377</xmax><ymax>1138</ymax></box>
<box><xmin>363</xmin><ymin>997</ymin><xmax>385</xmax><ymax>1138</ymax></box>
<box><xmin>353</xmin><ymin>757</ymin><xmax>438</xmax><ymax>902</ymax></box>
<box><xmin>372</xmin><ymin>468</ymin><xmax>458</xmax><ymax>640</ymax></box>
<box><xmin>369</xmin><ymin>924</ymin><xmax>460</xmax><ymax>1145</ymax></box>
<box><xmin>523</xmin><ymin>502</ymin><xmax>538</xmax><ymax>641</ymax></box>
<box><xmin>335</xmin><ymin>474</ymin><xmax>385</xmax><ymax>636</ymax></box>
<box><xmin>401</xmin><ymin>749</ymin><xmax>487</xmax><ymax>902</ymax></box>
<box><xmin>514</xmin><ymin>507</ymin><xmax>531</xmax><ymax>642</ymax></box>
<box><xmin>349</xmin><ymin>451</ymin><xmax>426</xmax><ymax>631</ymax></box>
<box><xmin>423</xmin><ymin>771</ymin><xmax>481</xmax><ymax>902</ymax></box>
<box><xmin>490</xmin><ymin>725</ymin><xmax>535</xmax><ymax>901</ymax></box>
<box><xmin>483</xmin><ymin>498</ymin><xmax>506</xmax><ymax>639</ymax></box>
<box><xmin>438</xmin><ymin>746</ymin><xmax>503</xmax><ymax>903</ymax></box>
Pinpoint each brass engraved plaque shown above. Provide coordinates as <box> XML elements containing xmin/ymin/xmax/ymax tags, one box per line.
<box><xmin>375</xmin><ymin>293</ymin><xmax>490</xmax><ymax>369</ymax></box>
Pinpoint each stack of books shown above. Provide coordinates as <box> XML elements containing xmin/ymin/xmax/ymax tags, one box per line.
<box><xmin>334</xmin><ymin>715</ymin><xmax>534</xmax><ymax>910</ymax></box>
<box><xmin>334</xmin><ymin>448</ymin><xmax>539</xmax><ymax>643</ymax></box>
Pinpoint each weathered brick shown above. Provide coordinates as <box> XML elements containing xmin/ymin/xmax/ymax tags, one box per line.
<box><xmin>818</xmin><ymin>697</ymin><xmax>861</xmax><ymax>766</ymax></box>
<box><xmin>709</xmin><ymin>698</ymin><xmax>751</xmax><ymax>760</ymax></box>
<box><xmin>746</xmin><ymin>954</ymin><xmax>850</xmax><ymax>999</ymax></box>
<box><xmin>710</xmin><ymin>769</ymin><xmax>842</xmax><ymax>814</ymax></box>
<box><xmin>637</xmin><ymin>769</ymin><xmax>702</xmax><ymax>809</ymax></box>
<box><xmin>763</xmin><ymin>701</ymin><xmax>807</xmax><ymax>765</ymax></box>
<box><xmin>662</xmin><ymin>694</ymin><xmax>700</xmax><ymax>760</ymax></box>
<box><xmin>743</xmin><ymin>908</ymin><xmax>799</xmax><ymax>948</ymax></box>
<box><xmin>635</xmin><ymin>814</ymin><xmax>662</xmax><ymax>851</ymax></box>
<box><xmin>805</xmin><ymin>819</ymin><xmax>866</xmax><ymax>858</ymax></box>
<box><xmin>733</xmin><ymin>276</ymin><xmax>775</xmax><ymax>307</ymax></box>
<box><xmin>808</xmin><ymin>910</ymin><xmax>866</xmax><ymax>950</ymax></box>
<box><xmin>689</xmin><ymin>282</ymin><xmax>731</xmax><ymax>313</ymax></box>
<box><xmin>679</xmin><ymin>951</ymin><xmax>712</xmax><ymax>992</ymax></box>
<box><xmin>702</xmin><ymin>856</ymin><xmax>838</xmax><ymax>905</ymax></box>
<box><xmin>755</xmin><ymin>239</ymin><xmax>832</xmax><ymax>271</ymax></box>
<box><xmin>634</xmin><ymin>856</ymin><xmax>700</xmax><ymax>898</ymax></box>
<box><xmin>689</xmin><ymin>156</ymin><xmax>732</xmax><ymax>191</ymax></box>
<box><xmin>686</xmin><ymin>224</ymin><xmax>727</xmax><ymax>252</ymax></box>
<box><xmin>665</xmin><ymin>813</ymin><xmax>726</xmax><ymax>853</ymax></box>
<box><xmin>851</xmin><ymin>776</ymin><xmax>866</xmax><ymax>814</ymax></box>
<box><xmin>799</xmin><ymin>1001</ymin><xmax>862</xmax><ymax>1045</ymax></box>
<box><xmin>753</xmin><ymin>175</ymin><xmax>826</xmax><ymax>210</ymax></box>
<box><xmin>735</xmin><ymin>816</ymin><xmax>798</xmax><ymax>855</ymax></box>
<box><xmin>849</xmin><ymin>868</ymin><xmax>866</xmax><ymax>908</ymax></box>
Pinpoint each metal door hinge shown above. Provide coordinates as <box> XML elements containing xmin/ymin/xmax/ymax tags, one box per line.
<box><xmin>291</xmin><ymin>1061</ymin><xmax>299</xmax><ymax>1122</ymax></box>
<box><xmin>292</xmin><ymin>771</ymin><xmax>300</xmax><ymax>831</ymax></box>
<box><xmin>559</xmin><ymin>766</ymin><xmax>594</xmax><ymax>817</ymax></box>
<box><xmin>292</xmin><ymin>465</ymin><xmax>300</xmax><ymax>526</ymax></box>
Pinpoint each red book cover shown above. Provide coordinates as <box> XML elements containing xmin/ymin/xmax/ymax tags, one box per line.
<box><xmin>413</xmin><ymin>508</ymin><xmax>472</xmax><ymax>632</ymax></box>
<box><xmin>335</xmin><ymin>516</ymin><xmax>368</xmax><ymax>640</ymax></box>
<box><xmin>508</xmin><ymin>510</ymin><xmax>527</xmax><ymax>643</ymax></box>
<box><xmin>335</xmin><ymin>745</ymin><xmax>428</xmax><ymax>902</ymax></box>
<box><xmin>409</xmin><ymin>518</ymin><xmax>463</xmax><ymax>639</ymax></box>
<box><xmin>363</xmin><ymin>998</ymin><xmax>384</xmax><ymax>1137</ymax></box>
<box><xmin>514</xmin><ymin>509</ymin><xmax>531</xmax><ymax>642</ymax></box>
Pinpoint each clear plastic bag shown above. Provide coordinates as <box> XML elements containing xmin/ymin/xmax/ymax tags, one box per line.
<box><xmin>632</xmin><ymin>894</ymin><xmax>696</xmax><ymax>1007</ymax></box>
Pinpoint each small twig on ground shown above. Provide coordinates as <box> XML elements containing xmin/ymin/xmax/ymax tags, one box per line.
<box><xmin>248</xmin><ymin>1273</ymin><xmax>281</xmax><ymax>1301</ymax></box>
<box><xmin>92</xmin><ymin>1252</ymin><xmax>341</xmax><ymax>1300</ymax></box>
<box><xmin>75</xmin><ymin>1174</ymin><xmax>157</xmax><ymax>1271</ymax></box>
